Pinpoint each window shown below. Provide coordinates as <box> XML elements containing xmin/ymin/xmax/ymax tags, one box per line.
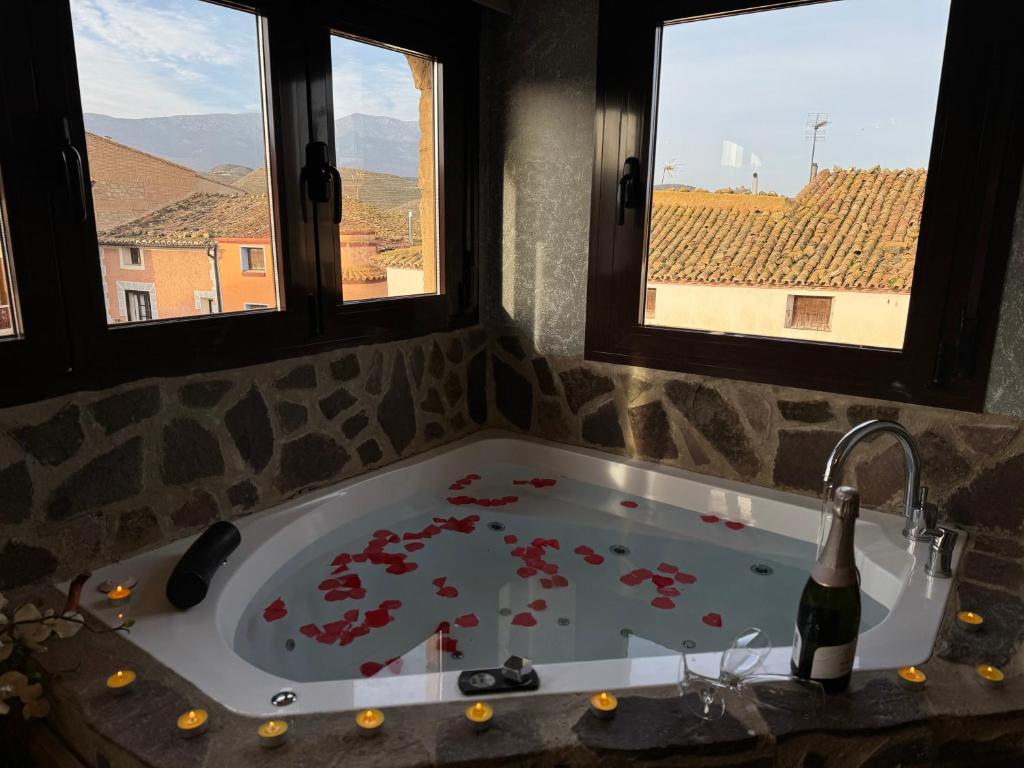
<box><xmin>327</xmin><ymin>34</ymin><xmax>439</xmax><ymax>302</ymax></box>
<box><xmin>119</xmin><ymin>247</ymin><xmax>143</xmax><ymax>269</ymax></box>
<box><xmin>786</xmin><ymin>295</ymin><xmax>832</xmax><ymax>332</ymax></box>
<box><xmin>586</xmin><ymin>0</ymin><xmax>1024</xmax><ymax>410</ymax></box>
<box><xmin>0</xmin><ymin>206</ymin><xmax>15</xmax><ymax>338</ymax></box>
<box><xmin>645</xmin><ymin>287</ymin><xmax>656</xmax><ymax>320</ymax></box>
<box><xmin>125</xmin><ymin>290</ymin><xmax>153</xmax><ymax>322</ymax></box>
<box><xmin>240</xmin><ymin>246</ymin><xmax>266</xmax><ymax>273</ymax></box>
<box><xmin>0</xmin><ymin>1</ymin><xmax>478</xmax><ymax>406</ymax></box>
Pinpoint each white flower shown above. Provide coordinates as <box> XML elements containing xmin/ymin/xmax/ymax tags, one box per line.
<box><xmin>49</xmin><ymin>611</ymin><xmax>84</xmax><ymax>639</ymax></box>
<box><xmin>0</xmin><ymin>633</ymin><xmax>11</xmax><ymax>663</ymax></box>
<box><xmin>12</xmin><ymin>604</ymin><xmax>52</xmax><ymax>649</ymax></box>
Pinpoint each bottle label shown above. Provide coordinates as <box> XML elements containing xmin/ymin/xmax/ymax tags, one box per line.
<box><xmin>809</xmin><ymin>640</ymin><xmax>857</xmax><ymax>679</ymax></box>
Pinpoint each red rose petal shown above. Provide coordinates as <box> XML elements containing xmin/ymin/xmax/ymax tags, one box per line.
<box><xmin>435</xmin><ymin>621</ymin><xmax>451</xmax><ymax>634</ymax></box>
<box><xmin>350</xmin><ymin>625</ymin><xmax>369</xmax><ymax>637</ymax></box>
<box><xmin>340</xmin><ymin>574</ymin><xmax>362</xmax><ymax>588</ymax></box>
<box><xmin>584</xmin><ymin>554</ymin><xmax>604</xmax><ymax>565</ymax></box>
<box><xmin>331</xmin><ymin>553</ymin><xmax>351</xmax><ymax>566</ymax></box>
<box><xmin>540</xmin><ymin>578</ymin><xmax>554</xmax><ymax>589</ymax></box>
<box><xmin>511</xmin><ymin>612</ymin><xmax>537</xmax><ymax>627</ymax></box>
<box><xmin>675</xmin><ymin>572</ymin><xmax>697</xmax><ymax>584</ymax></box>
<box><xmin>528</xmin><ymin>599</ymin><xmax>547</xmax><ymax>611</ymax></box>
<box><xmin>318</xmin><ymin>579</ymin><xmax>340</xmax><ymax>591</ymax></box>
<box><xmin>540</xmin><ymin>562</ymin><xmax>559</xmax><ymax>575</ymax></box>
<box><xmin>502</xmin><ymin>496</ymin><xmax>518</xmax><ymax>503</ymax></box>
<box><xmin>657</xmin><ymin>562</ymin><xmax>678</xmax><ymax>574</ymax></box>
<box><xmin>620</xmin><ymin>500</ymin><xmax>638</xmax><ymax>509</ymax></box>
<box><xmin>405</xmin><ymin>542</ymin><xmax>425</xmax><ymax>552</ymax></box>
<box><xmin>324</xmin><ymin>590</ymin><xmax>347</xmax><ymax>601</ymax></box>
<box><xmin>437</xmin><ymin>586</ymin><xmax>459</xmax><ymax>598</ymax></box>
<box><xmin>360</xmin><ymin>662</ymin><xmax>384</xmax><ymax>677</ymax></box>
<box><xmin>344</xmin><ymin>609</ymin><xmax>360</xmax><ymax>622</ymax></box>
<box><xmin>724</xmin><ymin>521</ymin><xmax>746</xmax><ymax>530</ymax></box>
<box><xmin>619</xmin><ymin>574</ymin><xmax>644</xmax><ymax>586</ymax></box>
<box><xmin>702</xmin><ymin>613</ymin><xmax>723</xmax><ymax>628</ymax></box>
<box><xmin>652</xmin><ymin>575</ymin><xmax>673</xmax><ymax>588</ymax></box>
<box><xmin>439</xmin><ymin>636</ymin><xmax>460</xmax><ymax>654</ymax></box>
<box><xmin>504</xmin><ymin>534</ymin><xmax>518</xmax><ymax>544</ymax></box>
<box><xmin>299</xmin><ymin>624</ymin><xmax>320</xmax><ymax>638</ymax></box>
<box><xmin>651</xmin><ymin>596</ymin><xmax>675</xmax><ymax>610</ymax></box>
<box><xmin>574</xmin><ymin>545</ymin><xmax>594</xmax><ymax>556</ymax></box>
<box><xmin>317</xmin><ymin>632</ymin><xmax>339</xmax><ymax>645</ymax></box>
<box><xmin>467</xmin><ymin>473</ymin><xmax>481</xmax><ymax>481</ymax></box>
<box><xmin>432</xmin><ymin>576</ymin><xmax>447</xmax><ymax>587</ymax></box>
<box><xmin>331</xmin><ymin>565</ymin><xmax>349</xmax><ymax>575</ymax></box>
<box><xmin>658</xmin><ymin>586</ymin><xmax>681</xmax><ymax>597</ymax></box>
<box><xmin>551</xmin><ymin>574</ymin><xmax>569</xmax><ymax>587</ymax></box>
<box><xmin>352</xmin><ymin>553</ymin><xmax>368</xmax><ymax>563</ymax></box>
<box><xmin>386</xmin><ymin>562</ymin><xmax>418</xmax><ymax>575</ymax></box>
<box><xmin>347</xmin><ymin>587</ymin><xmax>367</xmax><ymax>599</ymax></box>
<box><xmin>517</xmin><ymin>566</ymin><xmax>538</xmax><ymax>579</ymax></box>
<box><xmin>455</xmin><ymin>613</ymin><xmax>479</xmax><ymax>628</ymax></box>
<box><xmin>700</xmin><ymin>515</ymin><xmax>720</xmax><ymax>523</ymax></box>
<box><xmin>634</xmin><ymin>568</ymin><xmax>654</xmax><ymax>579</ymax></box>
<box><xmin>365</xmin><ymin>608</ymin><xmax>392</xmax><ymax>628</ymax></box>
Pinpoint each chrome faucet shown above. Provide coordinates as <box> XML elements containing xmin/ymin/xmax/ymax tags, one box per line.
<box><xmin>822</xmin><ymin>420</ymin><xmax>934</xmax><ymax>543</ymax></box>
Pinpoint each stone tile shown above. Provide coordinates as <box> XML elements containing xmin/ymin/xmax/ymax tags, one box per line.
<box><xmin>972</xmin><ymin>533</ymin><xmax>1024</xmax><ymax>561</ymax></box>
<box><xmin>427</xmin><ymin>341</ymin><xmax>445</xmax><ymax>380</ymax></box>
<box><xmin>378</xmin><ymin>353</ymin><xmax>416</xmax><ymax>454</ymax></box>
<box><xmin>936</xmin><ymin>581</ymin><xmax>1024</xmax><ymax>666</ymax></box>
<box><xmin>12</xmin><ymin>404</ymin><xmax>84</xmax><ymax>466</ymax></box>
<box><xmin>364</xmin><ymin>351</ymin><xmax>384</xmax><ymax>395</ymax></box>
<box><xmin>443</xmin><ymin>370</ymin><xmax>463</xmax><ymax>407</ymax></box>
<box><xmin>358</xmin><ymin>439</ymin><xmax>383</xmax><ymax>465</ymax></box>
<box><xmin>773</xmin><ymin>429</ymin><xmax>844</xmax><ymax>493</ymax></box>
<box><xmin>277</xmin><ymin>433</ymin><xmax>350</xmax><ymax>493</ymax></box>
<box><xmin>172</xmin><ymin>490</ymin><xmax>219</xmax><ymax>529</ymax></box>
<box><xmin>666</xmin><ymin>381</ymin><xmax>760</xmax><ymax>477</ymax></box>
<box><xmin>467</xmin><ymin>327</ymin><xmax>487</xmax><ymax>351</ymax></box>
<box><xmin>319</xmin><ymin>386</ymin><xmax>358</xmax><ymax>420</ymax></box>
<box><xmin>425</xmin><ymin>422</ymin><xmax>445</xmax><ymax>441</ymax></box>
<box><xmin>572</xmin><ymin>694</ymin><xmax>757</xmax><ymax>755</ymax></box>
<box><xmin>420</xmin><ymin>387</ymin><xmax>445</xmax><ymax>415</ymax></box>
<box><xmin>0</xmin><ymin>460</ymin><xmax>32</xmax><ymax>523</ymax></box>
<box><xmin>628</xmin><ymin>401</ymin><xmax>678</xmax><ymax>460</ymax></box>
<box><xmin>493</xmin><ymin>356</ymin><xmax>533</xmax><ymax>431</ymax></box>
<box><xmin>956</xmin><ymin>424</ymin><xmax>1020</xmax><ymax>456</ymax></box>
<box><xmin>275</xmin><ymin>401</ymin><xmax>307</xmax><ymax>434</ymax></box>
<box><xmin>178</xmin><ymin>380</ymin><xmax>231</xmax><ymax>408</ymax></box>
<box><xmin>467</xmin><ymin>350</ymin><xmax>488</xmax><ymax>425</ymax></box>
<box><xmin>736</xmin><ymin>386</ymin><xmax>773</xmax><ymax>436</ymax></box>
<box><xmin>435</xmin><ymin>710</ymin><xmax>543</xmax><ymax>764</ymax></box>
<box><xmin>330</xmin><ymin>353</ymin><xmax>360</xmax><ymax>382</ymax></box>
<box><xmin>48</xmin><ymin>436</ymin><xmax>143</xmax><ymax>520</ymax></box>
<box><xmin>90</xmin><ymin>385</ymin><xmax>161</xmax><ymax>435</ymax></box>
<box><xmin>446</xmin><ymin>336</ymin><xmax>464</xmax><ymax>364</ymax></box>
<box><xmin>682</xmin><ymin>431</ymin><xmax>711</xmax><ymax>467</ymax></box>
<box><xmin>778</xmin><ymin>399</ymin><xmax>834</xmax><ymax>424</ymax></box>
<box><xmin>112</xmin><ymin>507</ymin><xmax>161</xmax><ymax>557</ymax></box>
<box><xmin>0</xmin><ymin>540</ymin><xmax>58</xmax><ymax>590</ymax></box>
<box><xmin>275</xmin><ymin>364</ymin><xmax>317</xmax><ymax>390</ymax></box>
<box><xmin>498</xmin><ymin>334</ymin><xmax>526</xmax><ymax>359</ymax></box>
<box><xmin>537</xmin><ymin>398</ymin><xmax>571</xmax><ymax>440</ymax></box>
<box><xmin>161</xmin><ymin>419</ymin><xmax>224</xmax><ymax>486</ymax></box>
<box><xmin>560</xmin><ymin>367</ymin><xmax>615</xmax><ymax>413</ymax></box>
<box><xmin>582</xmin><ymin>401</ymin><xmax>625</xmax><ymax>449</ymax></box>
<box><xmin>227</xmin><ymin>480</ymin><xmax>258</xmax><ymax>511</ymax></box>
<box><xmin>947</xmin><ymin>452</ymin><xmax>1024</xmax><ymax>533</ymax></box>
<box><xmin>225</xmin><ymin>385</ymin><xmax>274</xmax><ymax>473</ymax></box>
<box><xmin>410</xmin><ymin>346</ymin><xmax>425</xmax><ymax>388</ymax></box>
<box><xmin>342</xmin><ymin>411</ymin><xmax>370</xmax><ymax>440</ymax></box>
<box><xmin>846</xmin><ymin>404</ymin><xmax>900</xmax><ymax>426</ymax></box>
<box><xmin>962</xmin><ymin>550</ymin><xmax>1024</xmax><ymax>593</ymax></box>
<box><xmin>531</xmin><ymin>357</ymin><xmax>558</xmax><ymax>396</ymax></box>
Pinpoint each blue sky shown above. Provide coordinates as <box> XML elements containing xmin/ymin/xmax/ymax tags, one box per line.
<box><xmin>70</xmin><ymin>0</ymin><xmax>419</xmax><ymax>122</ymax></box>
<box><xmin>654</xmin><ymin>0</ymin><xmax>951</xmax><ymax>197</ymax></box>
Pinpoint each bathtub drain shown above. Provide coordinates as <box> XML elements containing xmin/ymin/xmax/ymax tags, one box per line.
<box><xmin>487</xmin><ymin>521</ymin><xmax>506</xmax><ymax>532</ymax></box>
<box><xmin>609</xmin><ymin>544</ymin><xmax>630</xmax><ymax>556</ymax></box>
<box><xmin>271</xmin><ymin>690</ymin><xmax>297</xmax><ymax>707</ymax></box>
<box><xmin>750</xmin><ymin>564</ymin><xmax>774</xmax><ymax>576</ymax></box>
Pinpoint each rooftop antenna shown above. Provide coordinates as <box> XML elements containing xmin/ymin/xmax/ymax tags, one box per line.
<box><xmin>805</xmin><ymin>112</ymin><xmax>829</xmax><ymax>183</ymax></box>
<box><xmin>660</xmin><ymin>159</ymin><xmax>678</xmax><ymax>186</ymax></box>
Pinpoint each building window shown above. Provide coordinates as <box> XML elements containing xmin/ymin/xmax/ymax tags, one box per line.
<box><xmin>645</xmin><ymin>287</ymin><xmax>657</xmax><ymax>320</ymax></box>
<box><xmin>119</xmin><ymin>246</ymin><xmax>143</xmax><ymax>268</ymax></box>
<box><xmin>585</xmin><ymin>0</ymin><xmax>1024</xmax><ymax>410</ymax></box>
<box><xmin>244</xmin><ymin>303</ymin><xmax>269</xmax><ymax>311</ymax></box>
<box><xmin>240</xmin><ymin>246</ymin><xmax>266</xmax><ymax>273</ymax></box>
<box><xmin>786</xmin><ymin>295</ymin><xmax>832</xmax><ymax>332</ymax></box>
<box><xmin>125</xmin><ymin>290</ymin><xmax>152</xmax><ymax>322</ymax></box>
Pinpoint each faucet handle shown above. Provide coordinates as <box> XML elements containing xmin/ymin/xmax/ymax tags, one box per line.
<box><xmin>925</xmin><ymin>525</ymin><xmax>958</xmax><ymax>579</ymax></box>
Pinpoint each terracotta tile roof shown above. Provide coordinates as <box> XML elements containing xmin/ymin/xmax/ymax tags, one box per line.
<box><xmin>341</xmin><ymin>264</ymin><xmax>386</xmax><ymax>283</ymax></box>
<box><xmin>647</xmin><ymin>168</ymin><xmax>926</xmax><ymax>292</ymax></box>
<box><xmin>373</xmin><ymin>245</ymin><xmax>423</xmax><ymax>270</ymax></box>
<box><xmin>98</xmin><ymin>193</ymin><xmax>271</xmax><ymax>247</ymax></box>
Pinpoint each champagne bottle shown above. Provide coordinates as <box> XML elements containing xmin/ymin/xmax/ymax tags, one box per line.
<box><xmin>791</xmin><ymin>485</ymin><xmax>861</xmax><ymax>694</ymax></box>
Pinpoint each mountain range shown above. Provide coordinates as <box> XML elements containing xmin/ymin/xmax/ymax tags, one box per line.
<box><xmin>83</xmin><ymin>112</ymin><xmax>420</xmax><ymax>178</ymax></box>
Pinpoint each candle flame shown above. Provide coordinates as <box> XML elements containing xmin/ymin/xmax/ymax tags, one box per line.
<box><xmin>361</xmin><ymin>710</ymin><xmax>376</xmax><ymax>724</ymax></box>
<box><xmin>599</xmin><ymin>692</ymin><xmax>609</xmax><ymax>704</ymax></box>
<box><xmin>187</xmin><ymin>710</ymin><xmax>198</xmax><ymax>723</ymax></box>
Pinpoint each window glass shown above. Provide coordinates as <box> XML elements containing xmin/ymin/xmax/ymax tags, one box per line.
<box><xmin>329</xmin><ymin>34</ymin><xmax>439</xmax><ymax>302</ymax></box>
<box><xmin>70</xmin><ymin>0</ymin><xmax>279</xmax><ymax>324</ymax></box>
<box><xmin>645</xmin><ymin>0</ymin><xmax>950</xmax><ymax>349</ymax></box>
<box><xmin>0</xmin><ymin>199</ymin><xmax>15</xmax><ymax>337</ymax></box>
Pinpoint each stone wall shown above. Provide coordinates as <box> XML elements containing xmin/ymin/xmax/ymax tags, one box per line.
<box><xmin>480</xmin><ymin>329</ymin><xmax>1024</xmax><ymax>537</ymax></box>
<box><xmin>0</xmin><ymin>327</ymin><xmax>488</xmax><ymax>590</ymax></box>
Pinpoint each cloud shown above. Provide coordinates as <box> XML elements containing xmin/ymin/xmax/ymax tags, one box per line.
<box><xmin>330</xmin><ymin>37</ymin><xmax>425</xmax><ymax>122</ymax></box>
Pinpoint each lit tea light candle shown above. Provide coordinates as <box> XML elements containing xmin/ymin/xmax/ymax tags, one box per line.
<box><xmin>107</xmin><ymin>585</ymin><xmax>132</xmax><ymax>608</ymax></box>
<box><xmin>355</xmin><ymin>708</ymin><xmax>384</xmax><ymax>736</ymax></box>
<box><xmin>589</xmin><ymin>691</ymin><xmax>618</xmax><ymax>719</ymax></box>
<box><xmin>98</xmin><ymin>576</ymin><xmax>137</xmax><ymax>593</ymax></box>
<box><xmin>465</xmin><ymin>701</ymin><xmax>493</xmax><ymax>732</ymax></box>
<box><xmin>177</xmin><ymin>709</ymin><xmax>209</xmax><ymax>738</ymax></box>
<box><xmin>975</xmin><ymin>664</ymin><xmax>1005</xmax><ymax>688</ymax></box>
<box><xmin>257</xmin><ymin>719</ymin><xmax>289</xmax><ymax>749</ymax></box>
<box><xmin>958</xmin><ymin>611</ymin><xmax>984</xmax><ymax>632</ymax></box>
<box><xmin>105</xmin><ymin>669</ymin><xmax>137</xmax><ymax>697</ymax></box>
<box><xmin>896</xmin><ymin>666</ymin><xmax>927</xmax><ymax>690</ymax></box>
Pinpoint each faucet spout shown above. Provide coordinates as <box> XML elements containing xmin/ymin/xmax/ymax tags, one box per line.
<box><xmin>821</xmin><ymin>420</ymin><xmax>930</xmax><ymax>542</ymax></box>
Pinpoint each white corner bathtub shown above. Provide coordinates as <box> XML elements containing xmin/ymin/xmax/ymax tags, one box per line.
<box><xmin>66</xmin><ymin>432</ymin><xmax>963</xmax><ymax>717</ymax></box>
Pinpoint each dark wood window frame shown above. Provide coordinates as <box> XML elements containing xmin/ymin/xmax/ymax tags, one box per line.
<box><xmin>585</xmin><ymin>0</ymin><xmax>1024</xmax><ymax>411</ymax></box>
<box><xmin>0</xmin><ymin>0</ymin><xmax>479</xmax><ymax>407</ymax></box>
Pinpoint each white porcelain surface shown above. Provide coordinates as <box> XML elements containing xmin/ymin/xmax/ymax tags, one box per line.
<box><xmin>62</xmin><ymin>432</ymin><xmax>963</xmax><ymax>716</ymax></box>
